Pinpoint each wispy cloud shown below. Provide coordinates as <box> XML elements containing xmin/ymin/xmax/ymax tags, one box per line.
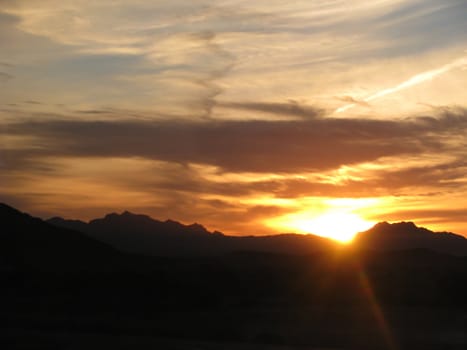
<box><xmin>0</xmin><ymin>72</ymin><xmax>13</xmax><ymax>81</ymax></box>
<box><xmin>1</xmin><ymin>0</ymin><xmax>465</xmax><ymax>116</ymax></box>
<box><xmin>336</xmin><ymin>53</ymin><xmax>467</xmax><ymax>113</ymax></box>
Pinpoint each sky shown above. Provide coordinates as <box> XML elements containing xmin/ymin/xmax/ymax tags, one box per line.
<box><xmin>1</xmin><ymin>0</ymin><xmax>467</xmax><ymax>241</ymax></box>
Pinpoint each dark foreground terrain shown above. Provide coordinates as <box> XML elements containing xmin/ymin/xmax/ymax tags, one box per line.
<box><xmin>2</xmin><ymin>203</ymin><xmax>467</xmax><ymax>349</ymax></box>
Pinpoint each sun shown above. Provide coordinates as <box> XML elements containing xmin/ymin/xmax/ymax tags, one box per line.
<box><xmin>294</xmin><ymin>211</ymin><xmax>375</xmax><ymax>243</ymax></box>
<box><xmin>267</xmin><ymin>209</ymin><xmax>375</xmax><ymax>243</ymax></box>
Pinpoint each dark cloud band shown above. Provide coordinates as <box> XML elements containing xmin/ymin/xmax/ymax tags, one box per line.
<box><xmin>3</xmin><ymin>108</ymin><xmax>466</xmax><ymax>173</ymax></box>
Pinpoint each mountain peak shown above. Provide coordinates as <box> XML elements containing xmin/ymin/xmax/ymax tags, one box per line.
<box><xmin>187</xmin><ymin>222</ymin><xmax>208</xmax><ymax>232</ymax></box>
<box><xmin>103</xmin><ymin>212</ymin><xmax>118</xmax><ymax>220</ymax></box>
<box><xmin>354</xmin><ymin>221</ymin><xmax>467</xmax><ymax>255</ymax></box>
<box><xmin>369</xmin><ymin>221</ymin><xmax>421</xmax><ymax>235</ymax></box>
<box><xmin>101</xmin><ymin>211</ymin><xmax>153</xmax><ymax>222</ymax></box>
<box><xmin>392</xmin><ymin>221</ymin><xmax>418</xmax><ymax>229</ymax></box>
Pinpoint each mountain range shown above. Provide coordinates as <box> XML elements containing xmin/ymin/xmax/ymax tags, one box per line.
<box><xmin>46</xmin><ymin>210</ymin><xmax>335</xmax><ymax>256</ymax></box>
<box><xmin>3</xmin><ymin>202</ymin><xmax>467</xmax><ymax>349</ymax></box>
<box><xmin>2</xmin><ymin>202</ymin><xmax>467</xmax><ymax>257</ymax></box>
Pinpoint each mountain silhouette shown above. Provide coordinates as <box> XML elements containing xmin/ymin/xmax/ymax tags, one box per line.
<box><xmin>49</xmin><ymin>211</ymin><xmax>213</xmax><ymax>239</ymax></box>
<box><xmin>1</xmin><ymin>203</ymin><xmax>117</xmax><ymax>268</ymax></box>
<box><xmin>5</xmin><ymin>202</ymin><xmax>467</xmax><ymax>257</ymax></box>
<box><xmin>47</xmin><ymin>210</ymin><xmax>336</xmax><ymax>256</ymax></box>
<box><xmin>353</xmin><ymin>221</ymin><xmax>467</xmax><ymax>255</ymax></box>
<box><xmin>3</xmin><ymin>202</ymin><xmax>467</xmax><ymax>349</ymax></box>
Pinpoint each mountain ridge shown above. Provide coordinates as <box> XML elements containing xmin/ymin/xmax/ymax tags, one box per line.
<box><xmin>45</xmin><ymin>210</ymin><xmax>336</xmax><ymax>256</ymax></box>
<box><xmin>46</xmin><ymin>209</ymin><xmax>467</xmax><ymax>256</ymax></box>
<box><xmin>3</xmin><ymin>202</ymin><xmax>467</xmax><ymax>256</ymax></box>
<box><xmin>353</xmin><ymin>220</ymin><xmax>467</xmax><ymax>255</ymax></box>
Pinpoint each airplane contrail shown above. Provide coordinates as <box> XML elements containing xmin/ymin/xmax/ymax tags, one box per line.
<box><xmin>336</xmin><ymin>54</ymin><xmax>467</xmax><ymax>114</ymax></box>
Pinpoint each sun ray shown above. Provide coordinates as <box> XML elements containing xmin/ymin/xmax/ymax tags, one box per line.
<box><xmin>357</xmin><ymin>268</ymin><xmax>398</xmax><ymax>350</ymax></box>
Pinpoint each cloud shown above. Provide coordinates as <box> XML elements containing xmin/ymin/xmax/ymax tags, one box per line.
<box><xmin>395</xmin><ymin>209</ymin><xmax>467</xmax><ymax>224</ymax></box>
<box><xmin>370</xmin><ymin>0</ymin><xmax>467</xmax><ymax>54</ymax></box>
<box><xmin>336</xmin><ymin>53</ymin><xmax>467</xmax><ymax>113</ymax></box>
<box><xmin>2</xmin><ymin>107</ymin><xmax>467</xmax><ymax>235</ymax></box>
<box><xmin>220</xmin><ymin>101</ymin><xmax>325</xmax><ymax>120</ymax></box>
<box><xmin>218</xmin><ymin>158</ymin><xmax>467</xmax><ymax>199</ymax></box>
<box><xmin>2</xmin><ymin>106</ymin><xmax>465</xmax><ymax>229</ymax></box>
<box><xmin>2</xmin><ymin>107</ymin><xmax>466</xmax><ymax>174</ymax></box>
<box><xmin>370</xmin><ymin>160</ymin><xmax>467</xmax><ymax>192</ymax></box>
<box><xmin>0</xmin><ymin>71</ymin><xmax>12</xmax><ymax>81</ymax></box>
<box><xmin>0</xmin><ymin>58</ymin><xmax>13</xmax><ymax>82</ymax></box>
<box><xmin>0</xmin><ymin>154</ymin><xmax>293</xmax><ymax>233</ymax></box>
<box><xmin>1</xmin><ymin>0</ymin><xmax>466</xmax><ymax>118</ymax></box>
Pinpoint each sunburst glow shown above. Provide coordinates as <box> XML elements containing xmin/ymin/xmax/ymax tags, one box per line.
<box><xmin>267</xmin><ymin>208</ymin><xmax>375</xmax><ymax>243</ymax></box>
<box><xmin>295</xmin><ymin>211</ymin><xmax>375</xmax><ymax>243</ymax></box>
